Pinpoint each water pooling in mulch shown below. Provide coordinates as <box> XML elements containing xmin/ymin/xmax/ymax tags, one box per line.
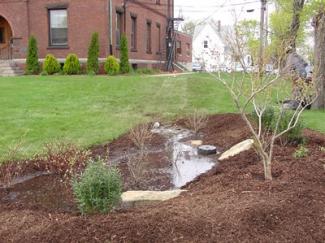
<box><xmin>0</xmin><ymin>125</ymin><xmax>219</xmax><ymax>212</ymax></box>
<box><xmin>151</xmin><ymin>126</ymin><xmax>219</xmax><ymax>188</ymax></box>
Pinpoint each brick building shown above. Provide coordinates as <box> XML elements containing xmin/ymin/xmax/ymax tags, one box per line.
<box><xmin>175</xmin><ymin>30</ymin><xmax>192</xmax><ymax>70</ymax></box>
<box><xmin>0</xmin><ymin>0</ymin><xmax>192</xmax><ymax>71</ymax></box>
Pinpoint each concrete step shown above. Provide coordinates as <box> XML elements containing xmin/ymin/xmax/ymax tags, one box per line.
<box><xmin>0</xmin><ymin>67</ymin><xmax>22</xmax><ymax>71</ymax></box>
<box><xmin>0</xmin><ymin>69</ymin><xmax>24</xmax><ymax>73</ymax></box>
<box><xmin>0</xmin><ymin>61</ymin><xmax>24</xmax><ymax>76</ymax></box>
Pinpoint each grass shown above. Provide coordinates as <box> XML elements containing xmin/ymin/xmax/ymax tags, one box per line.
<box><xmin>0</xmin><ymin>73</ymin><xmax>324</xmax><ymax>162</ymax></box>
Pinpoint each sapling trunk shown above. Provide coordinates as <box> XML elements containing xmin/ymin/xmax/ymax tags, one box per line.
<box><xmin>263</xmin><ymin>157</ymin><xmax>273</xmax><ymax>180</ymax></box>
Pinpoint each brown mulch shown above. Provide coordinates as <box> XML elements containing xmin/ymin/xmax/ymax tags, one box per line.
<box><xmin>0</xmin><ymin>114</ymin><xmax>324</xmax><ymax>242</ymax></box>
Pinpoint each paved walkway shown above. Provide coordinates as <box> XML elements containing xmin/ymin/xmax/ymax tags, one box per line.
<box><xmin>149</xmin><ymin>72</ymin><xmax>193</xmax><ymax>77</ymax></box>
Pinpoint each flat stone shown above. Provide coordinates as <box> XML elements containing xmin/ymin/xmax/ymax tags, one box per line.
<box><xmin>191</xmin><ymin>140</ymin><xmax>203</xmax><ymax>146</ymax></box>
<box><xmin>218</xmin><ymin>139</ymin><xmax>254</xmax><ymax>161</ymax></box>
<box><xmin>121</xmin><ymin>190</ymin><xmax>186</xmax><ymax>203</ymax></box>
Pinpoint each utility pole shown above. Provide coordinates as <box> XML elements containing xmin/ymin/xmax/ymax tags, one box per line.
<box><xmin>123</xmin><ymin>0</ymin><xmax>127</xmax><ymax>33</ymax></box>
<box><xmin>258</xmin><ymin>0</ymin><xmax>267</xmax><ymax>75</ymax></box>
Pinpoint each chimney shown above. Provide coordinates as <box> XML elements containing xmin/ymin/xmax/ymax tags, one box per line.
<box><xmin>218</xmin><ymin>20</ymin><xmax>221</xmax><ymax>32</ymax></box>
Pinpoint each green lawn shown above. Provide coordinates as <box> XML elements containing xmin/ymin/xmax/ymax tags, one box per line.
<box><xmin>0</xmin><ymin>73</ymin><xmax>324</xmax><ymax>161</ymax></box>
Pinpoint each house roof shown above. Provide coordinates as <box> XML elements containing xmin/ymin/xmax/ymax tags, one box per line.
<box><xmin>193</xmin><ymin>19</ymin><xmax>231</xmax><ymax>46</ymax></box>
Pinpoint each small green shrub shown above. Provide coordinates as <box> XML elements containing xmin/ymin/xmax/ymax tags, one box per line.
<box><xmin>119</xmin><ymin>34</ymin><xmax>130</xmax><ymax>74</ymax></box>
<box><xmin>104</xmin><ymin>56</ymin><xmax>120</xmax><ymax>75</ymax></box>
<box><xmin>293</xmin><ymin>145</ymin><xmax>309</xmax><ymax>158</ymax></box>
<box><xmin>277</xmin><ymin>111</ymin><xmax>304</xmax><ymax>145</ymax></box>
<box><xmin>251</xmin><ymin>107</ymin><xmax>304</xmax><ymax>145</ymax></box>
<box><xmin>43</xmin><ymin>54</ymin><xmax>61</xmax><ymax>75</ymax></box>
<box><xmin>87</xmin><ymin>32</ymin><xmax>100</xmax><ymax>74</ymax></box>
<box><xmin>63</xmin><ymin>54</ymin><xmax>80</xmax><ymax>75</ymax></box>
<box><xmin>72</xmin><ymin>160</ymin><xmax>122</xmax><ymax>214</ymax></box>
<box><xmin>25</xmin><ymin>36</ymin><xmax>40</xmax><ymax>74</ymax></box>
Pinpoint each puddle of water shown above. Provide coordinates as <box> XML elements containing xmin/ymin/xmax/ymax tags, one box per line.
<box><xmin>152</xmin><ymin>126</ymin><xmax>218</xmax><ymax>188</ymax></box>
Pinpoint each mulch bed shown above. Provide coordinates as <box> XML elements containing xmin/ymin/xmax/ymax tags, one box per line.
<box><xmin>0</xmin><ymin>113</ymin><xmax>324</xmax><ymax>242</ymax></box>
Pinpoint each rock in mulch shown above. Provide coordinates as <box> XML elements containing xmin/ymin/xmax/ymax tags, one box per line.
<box><xmin>219</xmin><ymin>139</ymin><xmax>254</xmax><ymax>161</ymax></box>
<box><xmin>191</xmin><ymin>140</ymin><xmax>203</xmax><ymax>146</ymax></box>
<box><xmin>121</xmin><ymin>190</ymin><xmax>186</xmax><ymax>206</ymax></box>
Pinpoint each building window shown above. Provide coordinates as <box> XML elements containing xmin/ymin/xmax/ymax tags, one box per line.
<box><xmin>157</xmin><ymin>23</ymin><xmax>161</xmax><ymax>53</ymax></box>
<box><xmin>176</xmin><ymin>41</ymin><xmax>182</xmax><ymax>54</ymax></box>
<box><xmin>131</xmin><ymin>16</ymin><xmax>137</xmax><ymax>50</ymax></box>
<box><xmin>186</xmin><ymin>43</ymin><xmax>191</xmax><ymax>56</ymax></box>
<box><xmin>203</xmin><ymin>40</ymin><xmax>208</xmax><ymax>48</ymax></box>
<box><xmin>156</xmin><ymin>0</ymin><xmax>161</xmax><ymax>4</ymax></box>
<box><xmin>49</xmin><ymin>9</ymin><xmax>68</xmax><ymax>46</ymax></box>
<box><xmin>116</xmin><ymin>11</ymin><xmax>123</xmax><ymax>47</ymax></box>
<box><xmin>146</xmin><ymin>21</ymin><xmax>152</xmax><ymax>53</ymax></box>
<box><xmin>0</xmin><ymin>28</ymin><xmax>4</xmax><ymax>43</ymax></box>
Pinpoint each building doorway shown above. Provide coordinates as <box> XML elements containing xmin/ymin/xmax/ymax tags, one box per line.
<box><xmin>0</xmin><ymin>16</ymin><xmax>13</xmax><ymax>59</ymax></box>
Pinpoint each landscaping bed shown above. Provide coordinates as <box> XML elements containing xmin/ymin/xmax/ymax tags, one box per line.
<box><xmin>0</xmin><ymin>113</ymin><xmax>324</xmax><ymax>242</ymax></box>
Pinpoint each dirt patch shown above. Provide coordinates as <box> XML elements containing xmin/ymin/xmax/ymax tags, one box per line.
<box><xmin>1</xmin><ymin>113</ymin><xmax>325</xmax><ymax>242</ymax></box>
<box><xmin>1</xmin><ymin>175</ymin><xmax>77</xmax><ymax>214</ymax></box>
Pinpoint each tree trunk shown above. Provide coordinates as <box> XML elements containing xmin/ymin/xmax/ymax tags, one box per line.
<box><xmin>281</xmin><ymin>0</ymin><xmax>305</xmax><ymax>72</ymax></box>
<box><xmin>263</xmin><ymin>158</ymin><xmax>273</xmax><ymax>180</ymax></box>
<box><xmin>288</xmin><ymin>0</ymin><xmax>305</xmax><ymax>51</ymax></box>
<box><xmin>312</xmin><ymin>12</ymin><xmax>325</xmax><ymax>109</ymax></box>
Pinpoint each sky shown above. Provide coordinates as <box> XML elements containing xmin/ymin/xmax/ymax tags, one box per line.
<box><xmin>174</xmin><ymin>0</ymin><xmax>272</xmax><ymax>27</ymax></box>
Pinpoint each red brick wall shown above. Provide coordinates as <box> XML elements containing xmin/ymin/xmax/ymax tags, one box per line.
<box><xmin>0</xmin><ymin>0</ymin><xmax>29</xmax><ymax>58</ymax></box>
<box><xmin>175</xmin><ymin>31</ymin><xmax>192</xmax><ymax>63</ymax></box>
<box><xmin>112</xmin><ymin>0</ymin><xmax>170</xmax><ymax>62</ymax></box>
<box><xmin>0</xmin><ymin>0</ymin><xmax>193</xmax><ymax>68</ymax></box>
<box><xmin>29</xmin><ymin>0</ymin><xmax>109</xmax><ymax>59</ymax></box>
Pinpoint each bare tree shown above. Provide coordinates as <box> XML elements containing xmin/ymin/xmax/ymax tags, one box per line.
<box><xmin>211</xmin><ymin>69</ymin><xmax>316</xmax><ymax>180</ymax></box>
<box><xmin>129</xmin><ymin>124</ymin><xmax>153</xmax><ymax>151</ymax></box>
<box><xmin>222</xmin><ymin>13</ymin><xmax>251</xmax><ymax>72</ymax></box>
<box><xmin>181</xmin><ymin>20</ymin><xmax>197</xmax><ymax>36</ymax></box>
<box><xmin>211</xmin><ymin>21</ymin><xmax>317</xmax><ymax>179</ymax></box>
<box><xmin>185</xmin><ymin>109</ymin><xmax>208</xmax><ymax>135</ymax></box>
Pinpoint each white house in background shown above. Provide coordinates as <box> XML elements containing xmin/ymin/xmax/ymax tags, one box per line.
<box><xmin>192</xmin><ymin>20</ymin><xmax>252</xmax><ymax>72</ymax></box>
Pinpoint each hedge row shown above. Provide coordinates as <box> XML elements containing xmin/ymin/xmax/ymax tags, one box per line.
<box><xmin>25</xmin><ymin>33</ymin><xmax>131</xmax><ymax>75</ymax></box>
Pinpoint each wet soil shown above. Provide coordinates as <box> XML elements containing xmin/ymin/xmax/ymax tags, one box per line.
<box><xmin>0</xmin><ymin>113</ymin><xmax>324</xmax><ymax>242</ymax></box>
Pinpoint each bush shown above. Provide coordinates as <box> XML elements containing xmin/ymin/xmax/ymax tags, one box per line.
<box><xmin>104</xmin><ymin>56</ymin><xmax>120</xmax><ymax>75</ymax></box>
<box><xmin>25</xmin><ymin>36</ymin><xmax>40</xmax><ymax>74</ymax></box>
<box><xmin>87</xmin><ymin>32</ymin><xmax>100</xmax><ymax>74</ymax></box>
<box><xmin>43</xmin><ymin>54</ymin><xmax>61</xmax><ymax>75</ymax></box>
<box><xmin>72</xmin><ymin>160</ymin><xmax>122</xmax><ymax>214</ymax></box>
<box><xmin>277</xmin><ymin>111</ymin><xmax>304</xmax><ymax>145</ymax></box>
<box><xmin>119</xmin><ymin>34</ymin><xmax>130</xmax><ymax>74</ymax></box>
<box><xmin>63</xmin><ymin>54</ymin><xmax>80</xmax><ymax>75</ymax></box>
<box><xmin>251</xmin><ymin>107</ymin><xmax>304</xmax><ymax>145</ymax></box>
<box><xmin>40</xmin><ymin>142</ymin><xmax>90</xmax><ymax>180</ymax></box>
